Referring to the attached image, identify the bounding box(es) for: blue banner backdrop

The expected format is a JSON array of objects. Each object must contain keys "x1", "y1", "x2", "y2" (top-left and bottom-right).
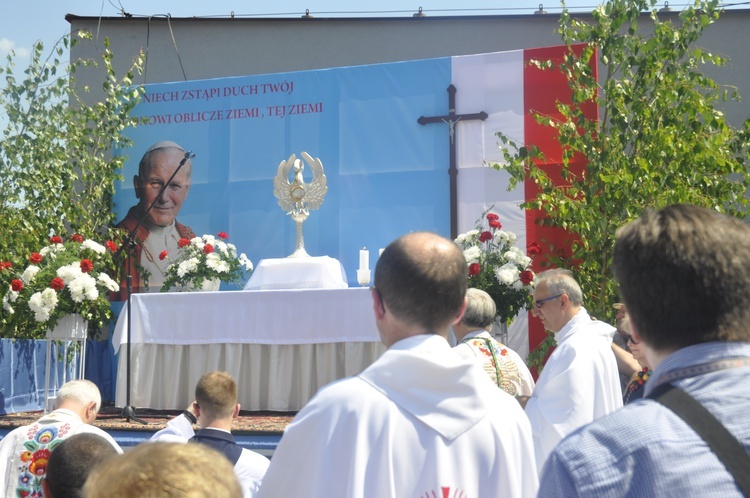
[{"x1": 114, "y1": 57, "x2": 454, "y2": 285}]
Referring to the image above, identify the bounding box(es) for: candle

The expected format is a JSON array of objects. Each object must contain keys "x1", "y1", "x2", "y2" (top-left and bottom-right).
[
  {"x1": 379, "y1": 248, "x2": 385, "y2": 257},
  {"x1": 359, "y1": 248, "x2": 369, "y2": 271}
]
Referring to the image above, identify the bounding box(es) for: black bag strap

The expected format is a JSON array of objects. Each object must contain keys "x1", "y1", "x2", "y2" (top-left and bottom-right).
[{"x1": 648, "y1": 383, "x2": 750, "y2": 496}]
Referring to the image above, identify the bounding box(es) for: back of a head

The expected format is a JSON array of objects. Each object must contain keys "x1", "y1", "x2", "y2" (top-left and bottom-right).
[
  {"x1": 195, "y1": 371, "x2": 238, "y2": 421},
  {"x1": 613, "y1": 204, "x2": 750, "y2": 351},
  {"x1": 374, "y1": 231, "x2": 467, "y2": 331},
  {"x1": 461, "y1": 288, "x2": 497, "y2": 330},
  {"x1": 82, "y1": 442, "x2": 242, "y2": 498},
  {"x1": 534, "y1": 268, "x2": 583, "y2": 306},
  {"x1": 56, "y1": 380, "x2": 101, "y2": 413},
  {"x1": 46, "y1": 433, "x2": 117, "y2": 498}
]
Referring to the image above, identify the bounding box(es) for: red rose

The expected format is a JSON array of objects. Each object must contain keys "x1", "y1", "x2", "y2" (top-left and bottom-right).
[
  {"x1": 29, "y1": 253, "x2": 43, "y2": 264},
  {"x1": 520, "y1": 270, "x2": 534, "y2": 285},
  {"x1": 80, "y1": 259, "x2": 94, "y2": 273},
  {"x1": 486, "y1": 213, "x2": 499, "y2": 222},
  {"x1": 527, "y1": 241, "x2": 542, "y2": 256},
  {"x1": 70, "y1": 234, "x2": 83, "y2": 243},
  {"x1": 203, "y1": 244, "x2": 214, "y2": 254},
  {"x1": 489, "y1": 219, "x2": 502, "y2": 229},
  {"x1": 178, "y1": 238, "x2": 191, "y2": 248},
  {"x1": 468, "y1": 263, "x2": 481, "y2": 276},
  {"x1": 49, "y1": 235, "x2": 63, "y2": 244},
  {"x1": 11, "y1": 279, "x2": 24, "y2": 292},
  {"x1": 217, "y1": 231, "x2": 229, "y2": 240},
  {"x1": 478, "y1": 231, "x2": 493, "y2": 243},
  {"x1": 159, "y1": 250, "x2": 168, "y2": 260},
  {"x1": 105, "y1": 240, "x2": 117, "y2": 252},
  {"x1": 1, "y1": 261, "x2": 11, "y2": 270},
  {"x1": 50, "y1": 277, "x2": 65, "y2": 291}
]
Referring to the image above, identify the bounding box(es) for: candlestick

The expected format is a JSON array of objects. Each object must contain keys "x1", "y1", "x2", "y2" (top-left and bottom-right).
[
  {"x1": 357, "y1": 269, "x2": 371, "y2": 287},
  {"x1": 359, "y1": 248, "x2": 369, "y2": 271}
]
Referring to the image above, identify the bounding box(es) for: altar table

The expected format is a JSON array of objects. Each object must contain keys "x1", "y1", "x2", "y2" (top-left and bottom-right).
[{"x1": 113, "y1": 288, "x2": 385, "y2": 411}]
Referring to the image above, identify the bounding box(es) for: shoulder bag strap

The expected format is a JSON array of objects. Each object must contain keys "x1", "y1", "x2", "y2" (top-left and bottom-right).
[{"x1": 648, "y1": 383, "x2": 750, "y2": 496}]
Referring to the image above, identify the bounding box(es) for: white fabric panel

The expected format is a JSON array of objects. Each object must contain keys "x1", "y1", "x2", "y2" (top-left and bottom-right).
[
  {"x1": 452, "y1": 50, "x2": 530, "y2": 359},
  {"x1": 116, "y1": 342, "x2": 386, "y2": 411},
  {"x1": 112, "y1": 287, "x2": 380, "y2": 351}
]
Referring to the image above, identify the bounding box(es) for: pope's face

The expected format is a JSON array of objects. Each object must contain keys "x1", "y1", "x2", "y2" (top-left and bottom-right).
[{"x1": 134, "y1": 148, "x2": 191, "y2": 227}]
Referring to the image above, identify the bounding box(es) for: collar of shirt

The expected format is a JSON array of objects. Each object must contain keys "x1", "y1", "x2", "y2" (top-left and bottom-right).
[
  {"x1": 553, "y1": 307, "x2": 590, "y2": 345},
  {"x1": 645, "y1": 341, "x2": 750, "y2": 396}
]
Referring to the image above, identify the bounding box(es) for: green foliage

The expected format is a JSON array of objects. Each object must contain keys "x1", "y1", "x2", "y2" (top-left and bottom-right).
[
  {"x1": 0, "y1": 32, "x2": 144, "y2": 338},
  {"x1": 492, "y1": 0, "x2": 750, "y2": 367}
]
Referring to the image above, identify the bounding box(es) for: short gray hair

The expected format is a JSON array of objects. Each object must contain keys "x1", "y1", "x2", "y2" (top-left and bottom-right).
[
  {"x1": 534, "y1": 269, "x2": 583, "y2": 306},
  {"x1": 461, "y1": 288, "x2": 497, "y2": 329},
  {"x1": 56, "y1": 380, "x2": 102, "y2": 413}
]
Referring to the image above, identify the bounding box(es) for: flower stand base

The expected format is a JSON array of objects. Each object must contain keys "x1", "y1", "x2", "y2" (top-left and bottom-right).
[{"x1": 44, "y1": 314, "x2": 88, "y2": 413}]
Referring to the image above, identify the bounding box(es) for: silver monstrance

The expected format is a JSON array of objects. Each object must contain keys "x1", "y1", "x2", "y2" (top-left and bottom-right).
[{"x1": 272, "y1": 152, "x2": 328, "y2": 258}]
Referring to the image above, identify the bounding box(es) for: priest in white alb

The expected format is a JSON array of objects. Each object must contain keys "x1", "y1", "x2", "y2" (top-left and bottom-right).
[
  {"x1": 256, "y1": 232, "x2": 538, "y2": 498},
  {"x1": 518, "y1": 269, "x2": 622, "y2": 472}
]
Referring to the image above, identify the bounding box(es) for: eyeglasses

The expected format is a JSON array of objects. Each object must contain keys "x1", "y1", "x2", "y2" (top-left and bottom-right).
[
  {"x1": 619, "y1": 332, "x2": 639, "y2": 345},
  {"x1": 534, "y1": 294, "x2": 562, "y2": 308}
]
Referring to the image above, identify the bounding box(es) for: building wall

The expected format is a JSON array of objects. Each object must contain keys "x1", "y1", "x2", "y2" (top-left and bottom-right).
[{"x1": 67, "y1": 11, "x2": 750, "y2": 127}]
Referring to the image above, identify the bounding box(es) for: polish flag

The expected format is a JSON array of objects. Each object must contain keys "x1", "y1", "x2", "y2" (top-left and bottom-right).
[{"x1": 453, "y1": 44, "x2": 597, "y2": 362}]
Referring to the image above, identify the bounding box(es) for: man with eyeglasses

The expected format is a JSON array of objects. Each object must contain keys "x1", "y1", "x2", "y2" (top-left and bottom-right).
[
  {"x1": 519, "y1": 268, "x2": 622, "y2": 473},
  {"x1": 256, "y1": 232, "x2": 539, "y2": 497},
  {"x1": 114, "y1": 141, "x2": 196, "y2": 298}
]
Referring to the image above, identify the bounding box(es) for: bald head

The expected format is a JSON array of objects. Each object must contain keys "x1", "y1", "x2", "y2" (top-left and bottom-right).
[{"x1": 374, "y1": 232, "x2": 467, "y2": 334}]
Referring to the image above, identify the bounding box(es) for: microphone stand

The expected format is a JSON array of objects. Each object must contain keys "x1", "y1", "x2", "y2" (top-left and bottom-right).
[{"x1": 112, "y1": 150, "x2": 195, "y2": 424}]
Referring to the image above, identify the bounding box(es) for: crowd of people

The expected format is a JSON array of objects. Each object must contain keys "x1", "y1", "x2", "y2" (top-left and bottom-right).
[{"x1": 1, "y1": 204, "x2": 749, "y2": 497}]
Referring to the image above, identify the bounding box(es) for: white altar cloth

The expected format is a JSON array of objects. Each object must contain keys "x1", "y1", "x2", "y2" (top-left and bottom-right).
[
  {"x1": 243, "y1": 256, "x2": 348, "y2": 290},
  {"x1": 113, "y1": 288, "x2": 386, "y2": 411}
]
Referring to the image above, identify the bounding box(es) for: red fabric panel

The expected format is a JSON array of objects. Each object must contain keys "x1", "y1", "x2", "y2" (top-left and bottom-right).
[{"x1": 523, "y1": 44, "x2": 598, "y2": 375}]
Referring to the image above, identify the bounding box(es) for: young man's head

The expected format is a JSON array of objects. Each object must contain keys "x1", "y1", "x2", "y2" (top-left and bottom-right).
[
  {"x1": 42, "y1": 433, "x2": 118, "y2": 498},
  {"x1": 614, "y1": 204, "x2": 750, "y2": 353},
  {"x1": 83, "y1": 442, "x2": 242, "y2": 498},
  {"x1": 194, "y1": 371, "x2": 240, "y2": 425}
]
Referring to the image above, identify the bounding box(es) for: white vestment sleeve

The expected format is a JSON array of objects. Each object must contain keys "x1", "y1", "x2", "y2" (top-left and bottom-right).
[{"x1": 150, "y1": 413, "x2": 195, "y2": 442}]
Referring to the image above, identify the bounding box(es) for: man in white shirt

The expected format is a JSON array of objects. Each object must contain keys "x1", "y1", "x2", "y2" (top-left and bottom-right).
[
  {"x1": 151, "y1": 371, "x2": 269, "y2": 498},
  {"x1": 256, "y1": 231, "x2": 538, "y2": 498},
  {"x1": 0, "y1": 380, "x2": 122, "y2": 498},
  {"x1": 519, "y1": 268, "x2": 622, "y2": 471},
  {"x1": 453, "y1": 287, "x2": 535, "y2": 396}
]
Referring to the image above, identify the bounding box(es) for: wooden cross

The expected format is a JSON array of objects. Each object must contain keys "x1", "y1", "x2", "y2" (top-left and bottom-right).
[{"x1": 418, "y1": 84, "x2": 488, "y2": 238}]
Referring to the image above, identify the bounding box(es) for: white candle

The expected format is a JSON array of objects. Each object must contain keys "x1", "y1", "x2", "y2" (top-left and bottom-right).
[
  {"x1": 379, "y1": 248, "x2": 385, "y2": 257},
  {"x1": 359, "y1": 248, "x2": 369, "y2": 271}
]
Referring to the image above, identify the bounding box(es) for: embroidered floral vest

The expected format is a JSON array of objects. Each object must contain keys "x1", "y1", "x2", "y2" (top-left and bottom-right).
[{"x1": 7, "y1": 415, "x2": 83, "y2": 498}]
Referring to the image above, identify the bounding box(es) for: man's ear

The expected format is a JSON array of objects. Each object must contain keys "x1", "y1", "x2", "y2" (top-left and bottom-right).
[
  {"x1": 452, "y1": 297, "x2": 468, "y2": 326},
  {"x1": 371, "y1": 288, "x2": 385, "y2": 320},
  {"x1": 232, "y1": 403, "x2": 241, "y2": 419},
  {"x1": 133, "y1": 175, "x2": 142, "y2": 199}
]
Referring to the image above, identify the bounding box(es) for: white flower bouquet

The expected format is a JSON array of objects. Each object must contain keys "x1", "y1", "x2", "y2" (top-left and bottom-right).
[{"x1": 159, "y1": 232, "x2": 253, "y2": 292}]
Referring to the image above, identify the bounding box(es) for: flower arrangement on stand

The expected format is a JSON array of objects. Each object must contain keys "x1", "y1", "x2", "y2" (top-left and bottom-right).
[
  {"x1": 1, "y1": 234, "x2": 120, "y2": 339},
  {"x1": 454, "y1": 210, "x2": 541, "y2": 325},
  {"x1": 159, "y1": 232, "x2": 254, "y2": 292}
]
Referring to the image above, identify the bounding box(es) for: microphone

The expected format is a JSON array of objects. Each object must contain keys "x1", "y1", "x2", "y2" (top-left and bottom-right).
[{"x1": 184, "y1": 151, "x2": 196, "y2": 160}]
